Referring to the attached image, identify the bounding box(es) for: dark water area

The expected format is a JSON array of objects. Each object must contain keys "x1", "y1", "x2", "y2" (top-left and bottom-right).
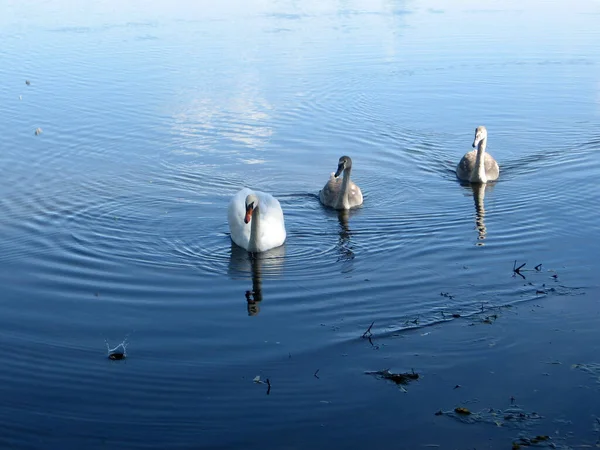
[{"x1": 1, "y1": 0, "x2": 600, "y2": 448}]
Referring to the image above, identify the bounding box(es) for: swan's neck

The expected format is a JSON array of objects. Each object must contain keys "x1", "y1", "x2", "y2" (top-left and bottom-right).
[
  {"x1": 248, "y1": 206, "x2": 261, "y2": 252},
  {"x1": 335, "y1": 168, "x2": 351, "y2": 209},
  {"x1": 471, "y1": 138, "x2": 488, "y2": 183}
]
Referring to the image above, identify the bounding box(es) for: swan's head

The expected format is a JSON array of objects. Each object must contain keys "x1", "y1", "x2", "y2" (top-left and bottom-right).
[
  {"x1": 244, "y1": 194, "x2": 259, "y2": 224},
  {"x1": 472, "y1": 126, "x2": 488, "y2": 149},
  {"x1": 334, "y1": 155, "x2": 353, "y2": 178}
]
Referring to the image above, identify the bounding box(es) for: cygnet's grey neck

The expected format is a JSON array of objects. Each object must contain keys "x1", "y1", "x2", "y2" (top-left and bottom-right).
[
  {"x1": 335, "y1": 168, "x2": 352, "y2": 209},
  {"x1": 472, "y1": 138, "x2": 488, "y2": 183}
]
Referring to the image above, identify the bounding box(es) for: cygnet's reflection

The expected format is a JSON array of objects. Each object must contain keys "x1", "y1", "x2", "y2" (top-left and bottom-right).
[
  {"x1": 336, "y1": 209, "x2": 355, "y2": 263},
  {"x1": 228, "y1": 243, "x2": 285, "y2": 316},
  {"x1": 463, "y1": 183, "x2": 495, "y2": 245}
]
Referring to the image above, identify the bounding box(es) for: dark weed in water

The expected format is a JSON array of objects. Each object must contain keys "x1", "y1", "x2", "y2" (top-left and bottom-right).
[
  {"x1": 365, "y1": 369, "x2": 420, "y2": 392},
  {"x1": 436, "y1": 404, "x2": 543, "y2": 429},
  {"x1": 511, "y1": 435, "x2": 551, "y2": 449}
]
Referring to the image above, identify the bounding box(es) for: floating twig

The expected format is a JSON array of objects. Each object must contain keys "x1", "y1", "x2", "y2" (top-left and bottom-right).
[
  {"x1": 362, "y1": 321, "x2": 374, "y2": 338},
  {"x1": 513, "y1": 260, "x2": 526, "y2": 279},
  {"x1": 314, "y1": 369, "x2": 320, "y2": 379},
  {"x1": 266, "y1": 378, "x2": 271, "y2": 395},
  {"x1": 535, "y1": 264, "x2": 542, "y2": 271}
]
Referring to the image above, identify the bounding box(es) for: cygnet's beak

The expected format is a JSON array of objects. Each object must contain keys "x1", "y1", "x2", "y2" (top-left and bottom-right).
[
  {"x1": 472, "y1": 136, "x2": 480, "y2": 149},
  {"x1": 334, "y1": 162, "x2": 345, "y2": 178},
  {"x1": 244, "y1": 203, "x2": 254, "y2": 224}
]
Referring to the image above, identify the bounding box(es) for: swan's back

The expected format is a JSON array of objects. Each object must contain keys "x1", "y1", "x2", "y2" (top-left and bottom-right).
[
  {"x1": 228, "y1": 188, "x2": 286, "y2": 252},
  {"x1": 456, "y1": 151, "x2": 500, "y2": 182},
  {"x1": 319, "y1": 173, "x2": 363, "y2": 209}
]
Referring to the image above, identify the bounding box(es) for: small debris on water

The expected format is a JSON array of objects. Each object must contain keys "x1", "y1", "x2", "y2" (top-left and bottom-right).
[
  {"x1": 436, "y1": 405, "x2": 543, "y2": 428},
  {"x1": 512, "y1": 435, "x2": 550, "y2": 449},
  {"x1": 34, "y1": 128, "x2": 43, "y2": 135},
  {"x1": 105, "y1": 338, "x2": 128, "y2": 361},
  {"x1": 573, "y1": 363, "x2": 600, "y2": 383},
  {"x1": 480, "y1": 314, "x2": 498, "y2": 325},
  {"x1": 253, "y1": 376, "x2": 271, "y2": 394},
  {"x1": 365, "y1": 369, "x2": 419, "y2": 386},
  {"x1": 361, "y1": 321, "x2": 374, "y2": 338},
  {"x1": 25, "y1": 80, "x2": 31, "y2": 85}
]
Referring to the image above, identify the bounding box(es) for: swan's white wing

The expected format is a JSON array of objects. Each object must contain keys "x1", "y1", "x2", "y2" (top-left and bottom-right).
[
  {"x1": 255, "y1": 190, "x2": 286, "y2": 252},
  {"x1": 228, "y1": 188, "x2": 253, "y2": 250}
]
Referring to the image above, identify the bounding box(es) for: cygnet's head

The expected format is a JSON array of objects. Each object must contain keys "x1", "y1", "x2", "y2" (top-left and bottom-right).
[
  {"x1": 334, "y1": 155, "x2": 353, "y2": 178},
  {"x1": 472, "y1": 126, "x2": 488, "y2": 149},
  {"x1": 244, "y1": 194, "x2": 259, "y2": 224}
]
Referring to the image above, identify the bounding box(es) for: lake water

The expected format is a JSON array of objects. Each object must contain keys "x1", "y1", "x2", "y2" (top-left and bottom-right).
[{"x1": 2, "y1": 0, "x2": 600, "y2": 448}]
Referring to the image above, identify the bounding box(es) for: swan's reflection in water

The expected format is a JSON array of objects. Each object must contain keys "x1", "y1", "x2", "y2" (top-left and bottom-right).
[
  {"x1": 228, "y1": 244, "x2": 285, "y2": 316},
  {"x1": 336, "y1": 209, "x2": 355, "y2": 264},
  {"x1": 462, "y1": 183, "x2": 495, "y2": 245}
]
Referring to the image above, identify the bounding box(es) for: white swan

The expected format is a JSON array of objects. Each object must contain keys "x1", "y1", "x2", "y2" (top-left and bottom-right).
[
  {"x1": 456, "y1": 126, "x2": 500, "y2": 183},
  {"x1": 319, "y1": 155, "x2": 363, "y2": 210},
  {"x1": 228, "y1": 188, "x2": 286, "y2": 252}
]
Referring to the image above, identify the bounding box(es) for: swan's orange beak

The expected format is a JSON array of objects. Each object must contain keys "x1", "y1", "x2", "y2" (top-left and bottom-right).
[{"x1": 244, "y1": 204, "x2": 254, "y2": 224}]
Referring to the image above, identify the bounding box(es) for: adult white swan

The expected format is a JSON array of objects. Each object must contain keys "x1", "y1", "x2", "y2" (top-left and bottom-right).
[
  {"x1": 319, "y1": 155, "x2": 363, "y2": 210},
  {"x1": 456, "y1": 126, "x2": 500, "y2": 183},
  {"x1": 228, "y1": 188, "x2": 286, "y2": 252}
]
